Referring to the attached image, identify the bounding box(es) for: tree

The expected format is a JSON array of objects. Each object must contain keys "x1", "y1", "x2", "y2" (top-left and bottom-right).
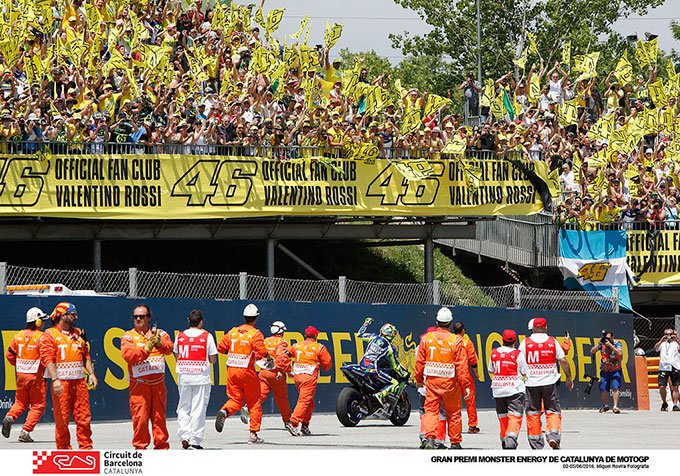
[{"x1": 390, "y1": 0, "x2": 665, "y2": 82}]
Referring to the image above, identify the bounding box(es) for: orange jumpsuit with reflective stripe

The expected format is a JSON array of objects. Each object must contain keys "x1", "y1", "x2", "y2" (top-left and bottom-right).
[
  {"x1": 289, "y1": 338, "x2": 332, "y2": 427},
  {"x1": 40, "y1": 326, "x2": 92, "y2": 450},
  {"x1": 461, "y1": 333, "x2": 479, "y2": 427},
  {"x1": 415, "y1": 329, "x2": 471, "y2": 445},
  {"x1": 120, "y1": 328, "x2": 174, "y2": 450},
  {"x1": 217, "y1": 324, "x2": 268, "y2": 432},
  {"x1": 259, "y1": 335, "x2": 292, "y2": 423},
  {"x1": 5, "y1": 329, "x2": 46, "y2": 432}
]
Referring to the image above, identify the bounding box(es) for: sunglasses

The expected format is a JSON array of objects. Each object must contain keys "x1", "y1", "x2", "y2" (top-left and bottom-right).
[{"x1": 133, "y1": 314, "x2": 149, "y2": 319}]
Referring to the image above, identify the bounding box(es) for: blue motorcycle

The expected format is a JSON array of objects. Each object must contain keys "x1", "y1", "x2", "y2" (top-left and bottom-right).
[{"x1": 335, "y1": 364, "x2": 411, "y2": 427}]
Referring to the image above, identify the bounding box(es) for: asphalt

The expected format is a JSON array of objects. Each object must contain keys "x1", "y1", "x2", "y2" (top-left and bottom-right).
[{"x1": 1, "y1": 391, "x2": 678, "y2": 450}]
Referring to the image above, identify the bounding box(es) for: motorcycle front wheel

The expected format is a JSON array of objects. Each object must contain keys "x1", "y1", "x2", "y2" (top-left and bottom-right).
[
  {"x1": 389, "y1": 392, "x2": 411, "y2": 426},
  {"x1": 336, "y1": 387, "x2": 365, "y2": 427}
]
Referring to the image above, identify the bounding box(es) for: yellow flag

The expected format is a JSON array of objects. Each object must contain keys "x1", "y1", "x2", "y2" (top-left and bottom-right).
[
  {"x1": 528, "y1": 74, "x2": 540, "y2": 104},
  {"x1": 586, "y1": 149, "x2": 608, "y2": 167},
  {"x1": 324, "y1": 22, "x2": 343, "y2": 51},
  {"x1": 644, "y1": 38, "x2": 658, "y2": 66},
  {"x1": 424, "y1": 94, "x2": 452, "y2": 118},
  {"x1": 513, "y1": 47, "x2": 528, "y2": 70},
  {"x1": 265, "y1": 8, "x2": 285, "y2": 35},
  {"x1": 527, "y1": 32, "x2": 538, "y2": 56},
  {"x1": 481, "y1": 79, "x2": 494, "y2": 107},
  {"x1": 394, "y1": 78, "x2": 408, "y2": 101},
  {"x1": 400, "y1": 108, "x2": 422, "y2": 136},
  {"x1": 547, "y1": 167, "x2": 560, "y2": 199},
  {"x1": 660, "y1": 106, "x2": 674, "y2": 133},
  {"x1": 648, "y1": 79, "x2": 668, "y2": 107},
  {"x1": 290, "y1": 16, "x2": 309, "y2": 41},
  {"x1": 442, "y1": 136, "x2": 467, "y2": 155},
  {"x1": 573, "y1": 52, "x2": 599, "y2": 82},
  {"x1": 254, "y1": 7, "x2": 265, "y2": 27},
  {"x1": 562, "y1": 41, "x2": 571, "y2": 67},
  {"x1": 636, "y1": 39, "x2": 652, "y2": 68},
  {"x1": 587, "y1": 112, "x2": 614, "y2": 141},
  {"x1": 558, "y1": 98, "x2": 579, "y2": 126},
  {"x1": 490, "y1": 93, "x2": 505, "y2": 118},
  {"x1": 613, "y1": 50, "x2": 633, "y2": 85},
  {"x1": 391, "y1": 159, "x2": 434, "y2": 181},
  {"x1": 643, "y1": 108, "x2": 659, "y2": 135}
]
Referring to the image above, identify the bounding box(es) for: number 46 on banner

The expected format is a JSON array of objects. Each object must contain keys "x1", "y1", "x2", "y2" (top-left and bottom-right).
[
  {"x1": 577, "y1": 262, "x2": 612, "y2": 282},
  {"x1": 366, "y1": 162, "x2": 445, "y2": 206}
]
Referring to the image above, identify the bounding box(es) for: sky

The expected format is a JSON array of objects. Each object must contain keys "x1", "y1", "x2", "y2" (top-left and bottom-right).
[{"x1": 262, "y1": 0, "x2": 680, "y2": 62}]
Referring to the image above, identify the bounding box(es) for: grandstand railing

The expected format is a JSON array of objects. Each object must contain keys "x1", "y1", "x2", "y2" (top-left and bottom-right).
[
  {"x1": 0, "y1": 140, "x2": 525, "y2": 161},
  {"x1": 439, "y1": 214, "x2": 560, "y2": 269},
  {"x1": 0, "y1": 263, "x2": 618, "y2": 313},
  {"x1": 561, "y1": 220, "x2": 679, "y2": 231}
]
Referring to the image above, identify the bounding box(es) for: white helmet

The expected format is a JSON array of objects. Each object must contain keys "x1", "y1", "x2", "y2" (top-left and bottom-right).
[
  {"x1": 527, "y1": 318, "x2": 535, "y2": 331},
  {"x1": 243, "y1": 303, "x2": 260, "y2": 318},
  {"x1": 270, "y1": 321, "x2": 286, "y2": 334},
  {"x1": 436, "y1": 307, "x2": 453, "y2": 323},
  {"x1": 26, "y1": 307, "x2": 47, "y2": 323}
]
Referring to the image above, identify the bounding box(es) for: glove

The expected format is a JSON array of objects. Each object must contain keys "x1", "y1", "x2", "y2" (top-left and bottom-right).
[
  {"x1": 152, "y1": 334, "x2": 162, "y2": 348},
  {"x1": 363, "y1": 317, "x2": 374, "y2": 326},
  {"x1": 144, "y1": 340, "x2": 154, "y2": 353}
]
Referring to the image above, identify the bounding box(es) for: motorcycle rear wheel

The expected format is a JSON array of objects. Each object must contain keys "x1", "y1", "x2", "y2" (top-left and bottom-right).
[{"x1": 336, "y1": 387, "x2": 364, "y2": 427}]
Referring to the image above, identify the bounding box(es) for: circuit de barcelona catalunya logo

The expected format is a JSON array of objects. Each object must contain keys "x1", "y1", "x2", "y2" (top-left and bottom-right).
[{"x1": 33, "y1": 451, "x2": 100, "y2": 474}]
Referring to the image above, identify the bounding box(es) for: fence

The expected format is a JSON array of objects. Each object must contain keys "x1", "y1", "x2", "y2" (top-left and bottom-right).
[
  {"x1": 439, "y1": 213, "x2": 560, "y2": 269},
  {"x1": 0, "y1": 263, "x2": 618, "y2": 313},
  {"x1": 634, "y1": 315, "x2": 680, "y2": 355},
  {"x1": 1, "y1": 140, "x2": 529, "y2": 161}
]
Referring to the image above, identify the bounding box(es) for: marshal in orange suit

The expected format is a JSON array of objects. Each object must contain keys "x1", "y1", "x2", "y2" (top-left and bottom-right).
[
  {"x1": 415, "y1": 307, "x2": 472, "y2": 450},
  {"x1": 258, "y1": 321, "x2": 292, "y2": 425},
  {"x1": 120, "y1": 304, "x2": 174, "y2": 450},
  {"x1": 2, "y1": 307, "x2": 48, "y2": 443},
  {"x1": 215, "y1": 304, "x2": 271, "y2": 444},
  {"x1": 284, "y1": 326, "x2": 332, "y2": 437}
]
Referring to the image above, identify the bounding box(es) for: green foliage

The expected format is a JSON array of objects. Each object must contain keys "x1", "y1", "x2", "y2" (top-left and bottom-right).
[{"x1": 390, "y1": 0, "x2": 664, "y2": 83}]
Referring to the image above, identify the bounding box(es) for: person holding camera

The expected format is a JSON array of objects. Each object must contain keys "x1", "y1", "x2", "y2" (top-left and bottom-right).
[
  {"x1": 653, "y1": 329, "x2": 680, "y2": 411},
  {"x1": 590, "y1": 330, "x2": 623, "y2": 413}
]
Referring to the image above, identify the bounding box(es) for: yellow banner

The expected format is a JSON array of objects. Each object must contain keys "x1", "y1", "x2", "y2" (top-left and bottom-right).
[
  {"x1": 627, "y1": 230, "x2": 680, "y2": 285},
  {"x1": 0, "y1": 155, "x2": 546, "y2": 218}
]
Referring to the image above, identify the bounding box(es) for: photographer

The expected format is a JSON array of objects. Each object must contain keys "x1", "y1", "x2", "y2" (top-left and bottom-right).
[
  {"x1": 590, "y1": 330, "x2": 623, "y2": 413},
  {"x1": 653, "y1": 329, "x2": 680, "y2": 411}
]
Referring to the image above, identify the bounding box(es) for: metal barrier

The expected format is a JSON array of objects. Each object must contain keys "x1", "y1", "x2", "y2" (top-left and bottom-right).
[
  {"x1": 0, "y1": 140, "x2": 530, "y2": 161},
  {"x1": 439, "y1": 213, "x2": 560, "y2": 269},
  {"x1": 634, "y1": 315, "x2": 680, "y2": 356},
  {"x1": 0, "y1": 263, "x2": 618, "y2": 313},
  {"x1": 561, "y1": 220, "x2": 680, "y2": 231}
]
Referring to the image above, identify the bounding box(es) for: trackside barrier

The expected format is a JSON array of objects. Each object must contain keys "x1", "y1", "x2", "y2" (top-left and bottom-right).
[
  {"x1": 635, "y1": 356, "x2": 650, "y2": 410},
  {"x1": 0, "y1": 296, "x2": 636, "y2": 422}
]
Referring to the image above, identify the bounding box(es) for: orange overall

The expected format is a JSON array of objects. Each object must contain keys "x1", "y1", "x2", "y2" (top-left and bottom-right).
[
  {"x1": 258, "y1": 335, "x2": 292, "y2": 423},
  {"x1": 40, "y1": 326, "x2": 92, "y2": 450},
  {"x1": 5, "y1": 329, "x2": 46, "y2": 432},
  {"x1": 461, "y1": 333, "x2": 479, "y2": 428},
  {"x1": 120, "y1": 328, "x2": 174, "y2": 450},
  {"x1": 289, "y1": 338, "x2": 332, "y2": 427},
  {"x1": 217, "y1": 324, "x2": 268, "y2": 432},
  {"x1": 415, "y1": 329, "x2": 471, "y2": 445}
]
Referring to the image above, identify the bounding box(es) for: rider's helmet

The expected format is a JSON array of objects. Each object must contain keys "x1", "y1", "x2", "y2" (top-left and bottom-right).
[{"x1": 379, "y1": 323, "x2": 397, "y2": 341}]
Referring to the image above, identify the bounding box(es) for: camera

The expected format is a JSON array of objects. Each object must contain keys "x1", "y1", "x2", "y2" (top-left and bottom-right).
[{"x1": 600, "y1": 330, "x2": 611, "y2": 345}]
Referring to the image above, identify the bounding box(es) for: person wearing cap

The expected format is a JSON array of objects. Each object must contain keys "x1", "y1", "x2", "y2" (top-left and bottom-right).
[
  {"x1": 488, "y1": 329, "x2": 528, "y2": 449},
  {"x1": 2, "y1": 307, "x2": 48, "y2": 443},
  {"x1": 285, "y1": 326, "x2": 333, "y2": 436},
  {"x1": 415, "y1": 307, "x2": 472, "y2": 449},
  {"x1": 215, "y1": 303, "x2": 270, "y2": 444},
  {"x1": 452, "y1": 322, "x2": 480, "y2": 434},
  {"x1": 257, "y1": 320, "x2": 292, "y2": 427},
  {"x1": 40, "y1": 302, "x2": 97, "y2": 449},
  {"x1": 174, "y1": 309, "x2": 217, "y2": 450},
  {"x1": 120, "y1": 304, "x2": 174, "y2": 449},
  {"x1": 518, "y1": 317, "x2": 573, "y2": 450},
  {"x1": 416, "y1": 326, "x2": 448, "y2": 449}
]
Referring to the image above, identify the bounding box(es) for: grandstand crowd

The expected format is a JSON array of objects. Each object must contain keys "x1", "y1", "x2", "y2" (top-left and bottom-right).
[{"x1": 0, "y1": 1, "x2": 679, "y2": 226}]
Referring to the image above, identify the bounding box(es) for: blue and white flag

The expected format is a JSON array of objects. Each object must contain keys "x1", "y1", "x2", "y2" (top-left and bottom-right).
[{"x1": 558, "y1": 229, "x2": 633, "y2": 311}]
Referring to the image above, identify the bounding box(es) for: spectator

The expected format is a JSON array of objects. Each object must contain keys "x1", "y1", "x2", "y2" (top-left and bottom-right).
[
  {"x1": 590, "y1": 331, "x2": 623, "y2": 414},
  {"x1": 653, "y1": 329, "x2": 680, "y2": 412}
]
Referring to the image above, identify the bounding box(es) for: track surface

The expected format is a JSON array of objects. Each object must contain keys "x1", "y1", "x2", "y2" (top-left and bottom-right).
[{"x1": 1, "y1": 392, "x2": 677, "y2": 450}]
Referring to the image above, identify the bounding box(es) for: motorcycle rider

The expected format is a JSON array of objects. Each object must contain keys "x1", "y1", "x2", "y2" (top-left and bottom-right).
[{"x1": 355, "y1": 317, "x2": 410, "y2": 405}]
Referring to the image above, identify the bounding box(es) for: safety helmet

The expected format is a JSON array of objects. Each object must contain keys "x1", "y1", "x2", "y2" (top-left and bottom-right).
[
  {"x1": 436, "y1": 307, "x2": 453, "y2": 323},
  {"x1": 50, "y1": 302, "x2": 77, "y2": 323},
  {"x1": 527, "y1": 318, "x2": 535, "y2": 331},
  {"x1": 26, "y1": 307, "x2": 46, "y2": 326},
  {"x1": 270, "y1": 320, "x2": 286, "y2": 335},
  {"x1": 380, "y1": 323, "x2": 397, "y2": 341},
  {"x1": 304, "y1": 326, "x2": 320, "y2": 338},
  {"x1": 243, "y1": 303, "x2": 260, "y2": 318}
]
